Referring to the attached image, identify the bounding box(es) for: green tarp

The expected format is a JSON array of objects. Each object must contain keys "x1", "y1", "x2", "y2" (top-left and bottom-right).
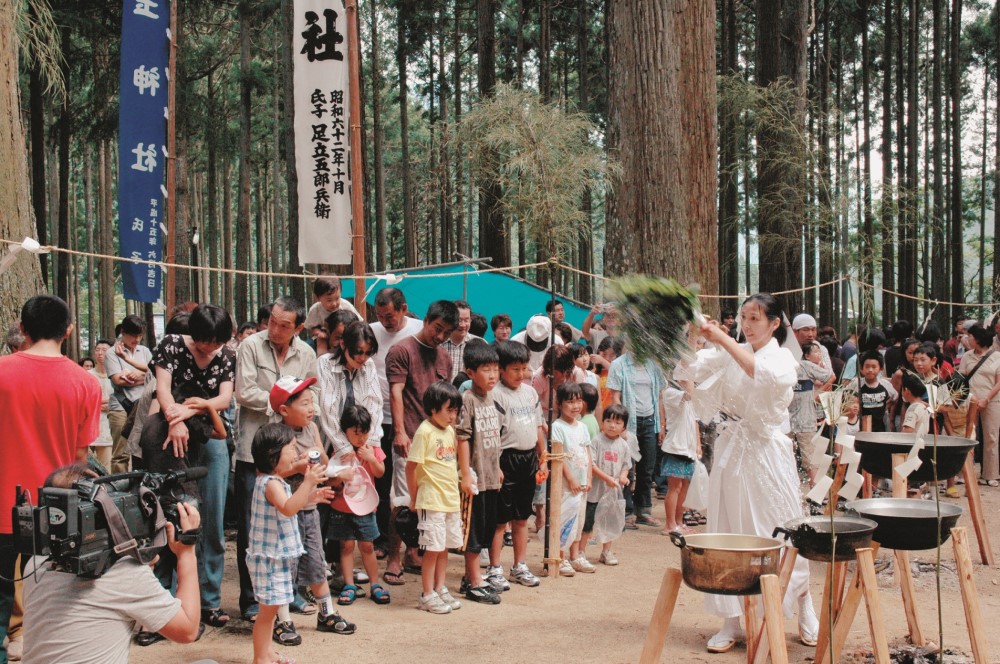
[{"x1": 340, "y1": 264, "x2": 592, "y2": 342}]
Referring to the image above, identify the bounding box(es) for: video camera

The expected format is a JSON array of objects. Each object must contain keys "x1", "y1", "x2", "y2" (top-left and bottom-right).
[{"x1": 13, "y1": 467, "x2": 205, "y2": 578}]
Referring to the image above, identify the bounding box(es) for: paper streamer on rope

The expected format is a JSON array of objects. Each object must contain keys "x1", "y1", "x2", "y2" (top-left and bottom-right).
[
  {"x1": 805, "y1": 425, "x2": 834, "y2": 504},
  {"x1": 838, "y1": 446, "x2": 863, "y2": 499},
  {"x1": 894, "y1": 430, "x2": 925, "y2": 478},
  {"x1": 0, "y1": 237, "x2": 45, "y2": 276}
]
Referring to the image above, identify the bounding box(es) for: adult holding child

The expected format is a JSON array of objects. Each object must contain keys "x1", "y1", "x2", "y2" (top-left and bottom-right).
[
  {"x1": 105, "y1": 314, "x2": 153, "y2": 472},
  {"x1": 317, "y1": 321, "x2": 383, "y2": 459},
  {"x1": 687, "y1": 293, "x2": 817, "y2": 653},
  {"x1": 144, "y1": 304, "x2": 235, "y2": 631}
]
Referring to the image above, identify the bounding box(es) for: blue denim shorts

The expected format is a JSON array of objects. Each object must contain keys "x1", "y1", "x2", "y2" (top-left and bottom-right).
[{"x1": 326, "y1": 510, "x2": 380, "y2": 543}]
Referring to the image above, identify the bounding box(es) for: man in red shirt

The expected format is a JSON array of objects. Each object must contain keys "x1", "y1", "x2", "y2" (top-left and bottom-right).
[{"x1": 0, "y1": 295, "x2": 101, "y2": 663}]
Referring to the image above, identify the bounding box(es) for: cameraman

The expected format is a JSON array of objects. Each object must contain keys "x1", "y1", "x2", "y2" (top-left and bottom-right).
[{"x1": 20, "y1": 465, "x2": 205, "y2": 663}]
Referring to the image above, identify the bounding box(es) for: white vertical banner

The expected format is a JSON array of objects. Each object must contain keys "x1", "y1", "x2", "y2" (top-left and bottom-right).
[{"x1": 293, "y1": 0, "x2": 352, "y2": 265}]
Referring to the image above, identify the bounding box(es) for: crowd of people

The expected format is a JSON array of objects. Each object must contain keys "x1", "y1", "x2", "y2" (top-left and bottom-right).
[{"x1": 2, "y1": 278, "x2": 999, "y2": 663}]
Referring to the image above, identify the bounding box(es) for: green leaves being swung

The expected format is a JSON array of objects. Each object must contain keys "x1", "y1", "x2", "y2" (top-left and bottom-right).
[{"x1": 610, "y1": 276, "x2": 701, "y2": 373}]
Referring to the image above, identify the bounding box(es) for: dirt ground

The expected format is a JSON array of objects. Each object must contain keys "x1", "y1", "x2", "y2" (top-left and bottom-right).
[{"x1": 131, "y1": 485, "x2": 1000, "y2": 664}]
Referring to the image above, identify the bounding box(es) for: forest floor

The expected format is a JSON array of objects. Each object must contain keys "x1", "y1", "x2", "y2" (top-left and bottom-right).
[{"x1": 131, "y1": 482, "x2": 1000, "y2": 664}]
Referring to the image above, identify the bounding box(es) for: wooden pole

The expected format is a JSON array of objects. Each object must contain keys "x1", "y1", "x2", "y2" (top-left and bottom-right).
[
  {"x1": 952, "y1": 527, "x2": 991, "y2": 663},
  {"x1": 752, "y1": 547, "x2": 798, "y2": 664},
  {"x1": 856, "y1": 547, "x2": 891, "y2": 664},
  {"x1": 638, "y1": 568, "x2": 683, "y2": 664},
  {"x1": 164, "y1": 0, "x2": 177, "y2": 313},
  {"x1": 546, "y1": 439, "x2": 564, "y2": 577},
  {"x1": 890, "y1": 452, "x2": 924, "y2": 645},
  {"x1": 744, "y1": 595, "x2": 760, "y2": 663},
  {"x1": 814, "y1": 561, "x2": 847, "y2": 660},
  {"x1": 345, "y1": 0, "x2": 367, "y2": 319},
  {"x1": 960, "y1": 402, "x2": 994, "y2": 565},
  {"x1": 760, "y1": 575, "x2": 790, "y2": 664}
]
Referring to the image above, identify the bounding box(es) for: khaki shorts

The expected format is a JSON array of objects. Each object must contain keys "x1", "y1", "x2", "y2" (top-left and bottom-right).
[
  {"x1": 417, "y1": 509, "x2": 463, "y2": 552},
  {"x1": 390, "y1": 454, "x2": 411, "y2": 508},
  {"x1": 791, "y1": 430, "x2": 825, "y2": 470}
]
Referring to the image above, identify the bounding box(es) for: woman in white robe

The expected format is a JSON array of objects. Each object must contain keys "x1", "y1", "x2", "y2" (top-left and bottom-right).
[{"x1": 687, "y1": 293, "x2": 818, "y2": 653}]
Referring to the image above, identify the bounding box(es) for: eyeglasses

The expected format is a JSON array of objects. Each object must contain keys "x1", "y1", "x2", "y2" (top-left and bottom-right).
[{"x1": 349, "y1": 348, "x2": 372, "y2": 358}]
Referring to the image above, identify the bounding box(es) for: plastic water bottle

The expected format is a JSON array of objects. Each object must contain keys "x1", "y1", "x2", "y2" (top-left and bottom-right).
[{"x1": 469, "y1": 469, "x2": 480, "y2": 495}]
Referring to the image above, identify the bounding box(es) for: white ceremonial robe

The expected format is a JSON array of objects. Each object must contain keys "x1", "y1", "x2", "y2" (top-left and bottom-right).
[{"x1": 686, "y1": 338, "x2": 810, "y2": 618}]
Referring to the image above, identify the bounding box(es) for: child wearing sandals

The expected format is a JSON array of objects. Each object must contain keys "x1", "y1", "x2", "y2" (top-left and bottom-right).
[
  {"x1": 659, "y1": 376, "x2": 702, "y2": 535},
  {"x1": 330, "y1": 404, "x2": 389, "y2": 606},
  {"x1": 249, "y1": 422, "x2": 355, "y2": 664}
]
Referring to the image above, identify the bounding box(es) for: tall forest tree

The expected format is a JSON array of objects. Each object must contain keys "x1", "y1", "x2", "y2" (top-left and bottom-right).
[
  {"x1": 0, "y1": 0, "x2": 45, "y2": 325},
  {"x1": 755, "y1": 0, "x2": 809, "y2": 314},
  {"x1": 604, "y1": 0, "x2": 719, "y2": 303}
]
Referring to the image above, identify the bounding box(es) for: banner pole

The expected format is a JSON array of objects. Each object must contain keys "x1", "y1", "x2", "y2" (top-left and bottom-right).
[
  {"x1": 345, "y1": 0, "x2": 367, "y2": 318},
  {"x1": 164, "y1": 0, "x2": 178, "y2": 312}
]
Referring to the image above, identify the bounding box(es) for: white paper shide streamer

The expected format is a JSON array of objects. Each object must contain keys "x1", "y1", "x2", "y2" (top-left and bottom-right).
[
  {"x1": 804, "y1": 389, "x2": 865, "y2": 503},
  {"x1": 0, "y1": 237, "x2": 46, "y2": 276}
]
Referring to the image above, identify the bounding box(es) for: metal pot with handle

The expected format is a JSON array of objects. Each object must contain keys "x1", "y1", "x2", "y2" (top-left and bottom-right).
[
  {"x1": 669, "y1": 532, "x2": 783, "y2": 595},
  {"x1": 772, "y1": 515, "x2": 877, "y2": 562},
  {"x1": 844, "y1": 498, "x2": 962, "y2": 550}
]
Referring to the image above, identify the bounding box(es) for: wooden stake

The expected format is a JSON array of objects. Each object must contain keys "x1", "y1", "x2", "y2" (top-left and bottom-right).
[
  {"x1": 893, "y1": 547, "x2": 924, "y2": 645},
  {"x1": 752, "y1": 547, "x2": 798, "y2": 664},
  {"x1": 744, "y1": 595, "x2": 760, "y2": 664},
  {"x1": 857, "y1": 547, "x2": 891, "y2": 664},
  {"x1": 816, "y1": 543, "x2": 879, "y2": 664},
  {"x1": 814, "y1": 562, "x2": 837, "y2": 659},
  {"x1": 546, "y1": 440, "x2": 564, "y2": 578},
  {"x1": 888, "y1": 450, "x2": 924, "y2": 643},
  {"x1": 959, "y1": 404, "x2": 993, "y2": 565},
  {"x1": 639, "y1": 568, "x2": 683, "y2": 664},
  {"x1": 952, "y1": 527, "x2": 991, "y2": 664},
  {"x1": 760, "y1": 575, "x2": 789, "y2": 664}
]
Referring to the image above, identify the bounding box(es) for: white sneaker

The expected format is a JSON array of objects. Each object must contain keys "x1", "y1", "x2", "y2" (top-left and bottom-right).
[
  {"x1": 510, "y1": 562, "x2": 540, "y2": 587},
  {"x1": 485, "y1": 565, "x2": 510, "y2": 592},
  {"x1": 558, "y1": 559, "x2": 576, "y2": 576},
  {"x1": 599, "y1": 550, "x2": 619, "y2": 566},
  {"x1": 436, "y1": 587, "x2": 462, "y2": 611},
  {"x1": 571, "y1": 556, "x2": 596, "y2": 573},
  {"x1": 418, "y1": 591, "x2": 452, "y2": 614}
]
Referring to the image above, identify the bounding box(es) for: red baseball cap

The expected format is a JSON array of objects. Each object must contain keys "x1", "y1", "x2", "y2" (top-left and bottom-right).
[{"x1": 269, "y1": 375, "x2": 317, "y2": 412}]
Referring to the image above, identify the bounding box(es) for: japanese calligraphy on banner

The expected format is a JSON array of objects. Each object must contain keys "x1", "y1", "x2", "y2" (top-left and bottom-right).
[
  {"x1": 117, "y1": 0, "x2": 169, "y2": 302},
  {"x1": 293, "y1": 0, "x2": 352, "y2": 265}
]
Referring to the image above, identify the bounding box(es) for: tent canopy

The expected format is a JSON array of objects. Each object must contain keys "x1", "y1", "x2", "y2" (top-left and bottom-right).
[{"x1": 340, "y1": 264, "x2": 593, "y2": 342}]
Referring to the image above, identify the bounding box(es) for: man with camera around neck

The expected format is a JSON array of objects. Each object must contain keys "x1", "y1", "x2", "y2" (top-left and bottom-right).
[{"x1": 0, "y1": 296, "x2": 102, "y2": 664}]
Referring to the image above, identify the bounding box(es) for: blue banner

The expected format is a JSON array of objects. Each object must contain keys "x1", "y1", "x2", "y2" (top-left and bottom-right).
[{"x1": 117, "y1": 0, "x2": 170, "y2": 302}]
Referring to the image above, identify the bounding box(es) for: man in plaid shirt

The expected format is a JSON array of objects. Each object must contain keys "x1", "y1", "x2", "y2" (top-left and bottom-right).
[{"x1": 441, "y1": 300, "x2": 483, "y2": 380}]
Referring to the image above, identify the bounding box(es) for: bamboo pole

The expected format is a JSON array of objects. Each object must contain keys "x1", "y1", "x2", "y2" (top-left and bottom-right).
[{"x1": 345, "y1": 0, "x2": 367, "y2": 318}]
